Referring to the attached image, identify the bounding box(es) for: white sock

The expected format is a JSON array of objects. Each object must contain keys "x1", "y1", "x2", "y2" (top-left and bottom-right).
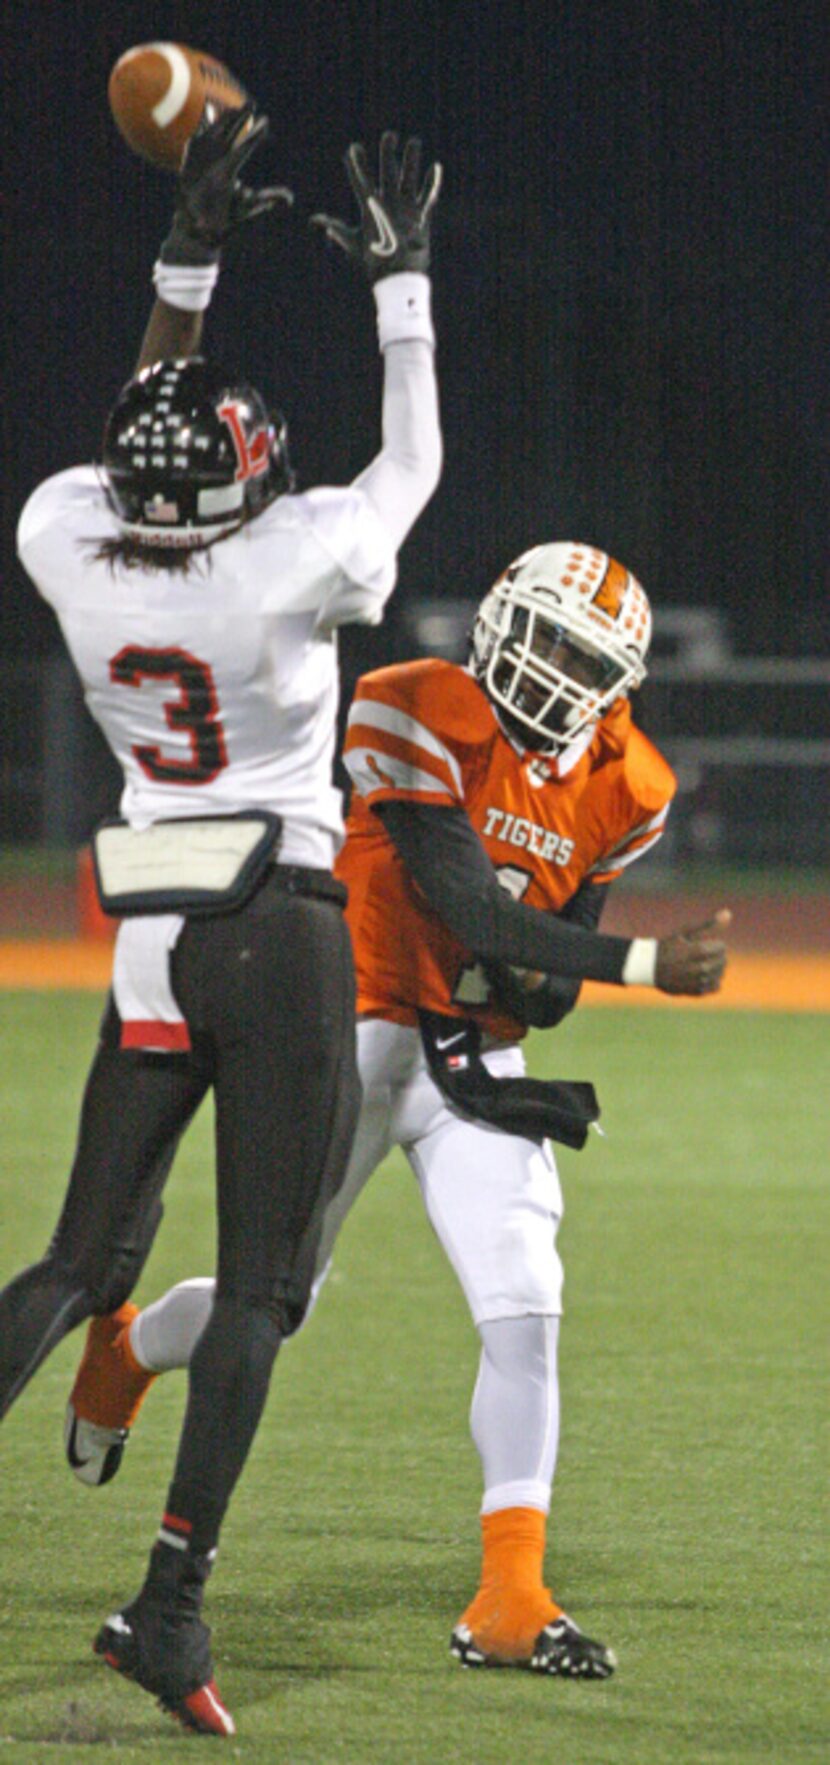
[
  {"x1": 470, "y1": 1315, "x2": 560, "y2": 1515},
  {"x1": 130, "y1": 1277, "x2": 216, "y2": 1372}
]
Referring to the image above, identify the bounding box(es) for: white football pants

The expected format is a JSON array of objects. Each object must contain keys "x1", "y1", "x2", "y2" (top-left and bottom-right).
[{"x1": 133, "y1": 1018, "x2": 565, "y2": 1512}]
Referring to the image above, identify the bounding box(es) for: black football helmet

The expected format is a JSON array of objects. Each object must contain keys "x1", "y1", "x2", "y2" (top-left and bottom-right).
[{"x1": 102, "y1": 358, "x2": 295, "y2": 547}]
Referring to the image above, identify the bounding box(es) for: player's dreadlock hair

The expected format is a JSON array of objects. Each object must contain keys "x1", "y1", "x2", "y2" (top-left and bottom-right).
[{"x1": 90, "y1": 536, "x2": 215, "y2": 576}]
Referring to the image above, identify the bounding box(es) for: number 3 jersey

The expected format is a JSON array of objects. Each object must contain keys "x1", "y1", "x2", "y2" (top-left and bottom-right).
[
  {"x1": 338, "y1": 657, "x2": 676, "y2": 1041},
  {"x1": 17, "y1": 466, "x2": 401, "y2": 868}
]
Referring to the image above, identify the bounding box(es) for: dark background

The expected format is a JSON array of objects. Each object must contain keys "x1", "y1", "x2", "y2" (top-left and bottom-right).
[{"x1": 2, "y1": 0, "x2": 827, "y2": 666}]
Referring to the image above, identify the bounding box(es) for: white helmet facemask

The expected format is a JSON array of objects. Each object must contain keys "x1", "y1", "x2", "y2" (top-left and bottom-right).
[{"x1": 471, "y1": 542, "x2": 652, "y2": 754}]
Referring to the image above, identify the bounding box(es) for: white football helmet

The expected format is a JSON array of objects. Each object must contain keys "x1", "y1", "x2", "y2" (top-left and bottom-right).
[{"x1": 471, "y1": 542, "x2": 652, "y2": 754}]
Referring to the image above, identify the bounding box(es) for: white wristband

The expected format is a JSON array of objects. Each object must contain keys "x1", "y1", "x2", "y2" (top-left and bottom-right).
[
  {"x1": 153, "y1": 259, "x2": 220, "y2": 313},
  {"x1": 622, "y1": 937, "x2": 659, "y2": 987},
  {"x1": 373, "y1": 272, "x2": 435, "y2": 350}
]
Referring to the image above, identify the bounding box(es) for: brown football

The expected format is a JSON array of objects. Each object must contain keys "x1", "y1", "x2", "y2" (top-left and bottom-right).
[{"x1": 108, "y1": 42, "x2": 248, "y2": 170}]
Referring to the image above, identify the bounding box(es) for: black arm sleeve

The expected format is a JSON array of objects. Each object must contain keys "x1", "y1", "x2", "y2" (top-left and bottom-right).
[
  {"x1": 374, "y1": 800, "x2": 632, "y2": 985},
  {"x1": 484, "y1": 879, "x2": 611, "y2": 1027}
]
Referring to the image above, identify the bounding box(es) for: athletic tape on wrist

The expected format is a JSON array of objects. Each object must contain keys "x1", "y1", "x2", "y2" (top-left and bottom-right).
[
  {"x1": 374, "y1": 272, "x2": 435, "y2": 349},
  {"x1": 622, "y1": 937, "x2": 659, "y2": 987},
  {"x1": 153, "y1": 260, "x2": 220, "y2": 313}
]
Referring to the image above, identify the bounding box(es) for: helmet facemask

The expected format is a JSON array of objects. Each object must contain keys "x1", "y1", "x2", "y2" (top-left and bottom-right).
[{"x1": 472, "y1": 544, "x2": 651, "y2": 755}]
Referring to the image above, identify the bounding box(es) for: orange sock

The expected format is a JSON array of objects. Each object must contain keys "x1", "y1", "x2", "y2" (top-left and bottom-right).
[
  {"x1": 459, "y1": 1507, "x2": 562, "y2": 1661},
  {"x1": 70, "y1": 1303, "x2": 157, "y2": 1431}
]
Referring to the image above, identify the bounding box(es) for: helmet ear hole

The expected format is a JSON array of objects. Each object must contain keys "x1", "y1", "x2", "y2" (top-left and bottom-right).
[
  {"x1": 471, "y1": 542, "x2": 651, "y2": 753},
  {"x1": 102, "y1": 358, "x2": 293, "y2": 546}
]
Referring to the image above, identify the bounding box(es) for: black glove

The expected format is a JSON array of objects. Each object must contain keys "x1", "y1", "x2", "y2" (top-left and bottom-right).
[
  {"x1": 311, "y1": 131, "x2": 442, "y2": 281},
  {"x1": 160, "y1": 103, "x2": 294, "y2": 266}
]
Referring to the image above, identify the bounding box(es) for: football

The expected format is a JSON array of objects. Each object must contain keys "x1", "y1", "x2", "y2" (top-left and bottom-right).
[{"x1": 108, "y1": 42, "x2": 248, "y2": 170}]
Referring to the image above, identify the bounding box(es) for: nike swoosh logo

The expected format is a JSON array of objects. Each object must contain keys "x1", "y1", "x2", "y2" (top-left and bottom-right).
[
  {"x1": 435, "y1": 1030, "x2": 467, "y2": 1051},
  {"x1": 367, "y1": 196, "x2": 398, "y2": 257},
  {"x1": 65, "y1": 1416, "x2": 90, "y2": 1469}
]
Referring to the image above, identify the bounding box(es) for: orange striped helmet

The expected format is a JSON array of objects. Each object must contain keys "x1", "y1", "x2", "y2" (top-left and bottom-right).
[{"x1": 471, "y1": 542, "x2": 651, "y2": 754}]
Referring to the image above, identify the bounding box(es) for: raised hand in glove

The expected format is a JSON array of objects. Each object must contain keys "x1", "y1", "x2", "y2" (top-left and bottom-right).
[
  {"x1": 161, "y1": 103, "x2": 293, "y2": 266},
  {"x1": 312, "y1": 131, "x2": 442, "y2": 280}
]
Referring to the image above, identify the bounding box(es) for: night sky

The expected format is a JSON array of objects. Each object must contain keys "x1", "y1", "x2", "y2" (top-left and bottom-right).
[{"x1": 3, "y1": 0, "x2": 826, "y2": 663}]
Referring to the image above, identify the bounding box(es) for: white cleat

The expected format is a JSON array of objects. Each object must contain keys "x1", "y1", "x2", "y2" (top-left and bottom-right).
[{"x1": 64, "y1": 1403, "x2": 128, "y2": 1487}]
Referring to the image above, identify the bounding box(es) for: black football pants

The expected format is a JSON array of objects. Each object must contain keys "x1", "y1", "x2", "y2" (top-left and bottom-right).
[{"x1": 0, "y1": 870, "x2": 359, "y2": 1546}]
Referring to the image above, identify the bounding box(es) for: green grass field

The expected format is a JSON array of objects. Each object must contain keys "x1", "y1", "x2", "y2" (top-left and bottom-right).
[{"x1": 0, "y1": 993, "x2": 827, "y2": 1763}]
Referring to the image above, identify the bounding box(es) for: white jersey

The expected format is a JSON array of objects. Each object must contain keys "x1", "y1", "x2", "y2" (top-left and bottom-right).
[{"x1": 17, "y1": 466, "x2": 400, "y2": 867}]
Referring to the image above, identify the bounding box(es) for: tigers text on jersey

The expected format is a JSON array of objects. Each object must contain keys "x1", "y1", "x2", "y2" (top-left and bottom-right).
[
  {"x1": 17, "y1": 466, "x2": 400, "y2": 867},
  {"x1": 338, "y1": 658, "x2": 676, "y2": 1039}
]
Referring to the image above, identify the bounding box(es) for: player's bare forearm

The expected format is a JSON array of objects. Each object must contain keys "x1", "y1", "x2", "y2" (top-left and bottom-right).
[{"x1": 135, "y1": 300, "x2": 204, "y2": 374}]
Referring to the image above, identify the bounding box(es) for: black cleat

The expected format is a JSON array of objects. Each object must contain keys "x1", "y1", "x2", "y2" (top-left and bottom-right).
[
  {"x1": 94, "y1": 1598, "x2": 235, "y2": 1736},
  {"x1": 451, "y1": 1613, "x2": 616, "y2": 1679},
  {"x1": 530, "y1": 1615, "x2": 616, "y2": 1678}
]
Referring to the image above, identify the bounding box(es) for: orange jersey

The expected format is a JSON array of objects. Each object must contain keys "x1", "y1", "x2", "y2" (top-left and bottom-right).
[{"x1": 336, "y1": 658, "x2": 676, "y2": 1039}]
